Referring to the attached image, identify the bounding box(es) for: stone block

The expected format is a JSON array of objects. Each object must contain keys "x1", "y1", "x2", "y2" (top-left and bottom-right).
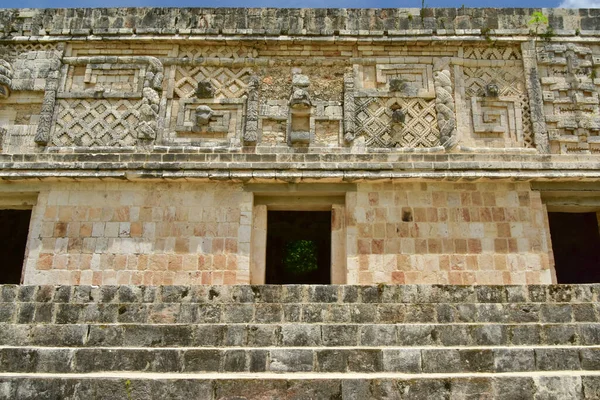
[
  {"x1": 534, "y1": 376, "x2": 583, "y2": 400},
  {"x1": 322, "y1": 325, "x2": 359, "y2": 346},
  {"x1": 222, "y1": 349, "x2": 246, "y2": 372},
  {"x1": 246, "y1": 324, "x2": 279, "y2": 347},
  {"x1": 535, "y1": 348, "x2": 581, "y2": 371},
  {"x1": 396, "y1": 324, "x2": 437, "y2": 346},
  {"x1": 493, "y1": 349, "x2": 535, "y2": 372},
  {"x1": 280, "y1": 324, "x2": 321, "y2": 346},
  {"x1": 360, "y1": 325, "x2": 397, "y2": 346},
  {"x1": 223, "y1": 325, "x2": 247, "y2": 346},
  {"x1": 269, "y1": 349, "x2": 313, "y2": 372},
  {"x1": 316, "y1": 349, "x2": 348, "y2": 372},
  {"x1": 221, "y1": 304, "x2": 253, "y2": 323},
  {"x1": 382, "y1": 349, "x2": 421, "y2": 372},
  {"x1": 542, "y1": 324, "x2": 578, "y2": 345},
  {"x1": 254, "y1": 303, "x2": 282, "y2": 323},
  {"x1": 248, "y1": 350, "x2": 268, "y2": 372},
  {"x1": 183, "y1": 349, "x2": 221, "y2": 372},
  {"x1": 308, "y1": 285, "x2": 339, "y2": 303},
  {"x1": 347, "y1": 349, "x2": 382, "y2": 372},
  {"x1": 492, "y1": 377, "x2": 536, "y2": 400}
]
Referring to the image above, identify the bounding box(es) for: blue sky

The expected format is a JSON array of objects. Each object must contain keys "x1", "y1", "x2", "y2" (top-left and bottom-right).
[{"x1": 1, "y1": 0, "x2": 599, "y2": 11}]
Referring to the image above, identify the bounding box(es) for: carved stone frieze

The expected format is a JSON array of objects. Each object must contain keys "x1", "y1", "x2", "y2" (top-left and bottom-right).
[
  {"x1": 173, "y1": 66, "x2": 253, "y2": 99},
  {"x1": 354, "y1": 96, "x2": 440, "y2": 148},
  {"x1": 51, "y1": 99, "x2": 143, "y2": 147},
  {"x1": 47, "y1": 56, "x2": 164, "y2": 147},
  {"x1": 537, "y1": 43, "x2": 600, "y2": 154},
  {"x1": 462, "y1": 63, "x2": 532, "y2": 149}
]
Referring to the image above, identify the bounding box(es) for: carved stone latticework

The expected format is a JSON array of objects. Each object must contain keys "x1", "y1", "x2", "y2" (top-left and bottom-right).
[
  {"x1": 173, "y1": 66, "x2": 253, "y2": 100},
  {"x1": 537, "y1": 43, "x2": 600, "y2": 154},
  {"x1": 52, "y1": 99, "x2": 144, "y2": 147},
  {"x1": 47, "y1": 56, "x2": 163, "y2": 147},
  {"x1": 355, "y1": 97, "x2": 439, "y2": 148},
  {"x1": 462, "y1": 64, "x2": 532, "y2": 148}
]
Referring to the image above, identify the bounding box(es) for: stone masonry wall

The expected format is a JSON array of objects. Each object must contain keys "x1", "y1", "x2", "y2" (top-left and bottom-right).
[
  {"x1": 0, "y1": 8, "x2": 599, "y2": 286},
  {"x1": 23, "y1": 183, "x2": 253, "y2": 286},
  {"x1": 347, "y1": 182, "x2": 553, "y2": 285}
]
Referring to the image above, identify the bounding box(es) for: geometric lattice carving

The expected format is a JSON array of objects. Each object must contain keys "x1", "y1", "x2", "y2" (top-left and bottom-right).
[
  {"x1": 178, "y1": 46, "x2": 258, "y2": 60},
  {"x1": 471, "y1": 97, "x2": 524, "y2": 145},
  {"x1": 463, "y1": 46, "x2": 522, "y2": 60},
  {"x1": 175, "y1": 98, "x2": 245, "y2": 140},
  {"x1": 537, "y1": 43, "x2": 600, "y2": 154},
  {"x1": 52, "y1": 99, "x2": 142, "y2": 147},
  {"x1": 463, "y1": 66, "x2": 533, "y2": 148},
  {"x1": 355, "y1": 97, "x2": 440, "y2": 148},
  {"x1": 174, "y1": 66, "x2": 253, "y2": 99}
]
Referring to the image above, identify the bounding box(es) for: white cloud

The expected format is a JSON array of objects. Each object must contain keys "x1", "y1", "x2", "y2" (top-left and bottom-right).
[{"x1": 559, "y1": 0, "x2": 600, "y2": 7}]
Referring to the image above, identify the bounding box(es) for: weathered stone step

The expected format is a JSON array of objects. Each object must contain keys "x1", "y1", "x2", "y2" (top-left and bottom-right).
[
  {"x1": 3, "y1": 284, "x2": 599, "y2": 305},
  {"x1": 2, "y1": 345, "x2": 599, "y2": 375},
  {"x1": 1, "y1": 372, "x2": 599, "y2": 399},
  {"x1": 3, "y1": 301, "x2": 599, "y2": 325},
  {"x1": 1, "y1": 323, "x2": 598, "y2": 348}
]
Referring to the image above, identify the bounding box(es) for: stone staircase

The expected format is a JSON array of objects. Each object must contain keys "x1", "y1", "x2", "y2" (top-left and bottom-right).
[{"x1": 1, "y1": 284, "x2": 599, "y2": 399}]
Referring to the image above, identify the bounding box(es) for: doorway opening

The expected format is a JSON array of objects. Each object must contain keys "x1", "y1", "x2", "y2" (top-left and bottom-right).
[
  {"x1": 548, "y1": 212, "x2": 600, "y2": 283},
  {"x1": 266, "y1": 210, "x2": 331, "y2": 284},
  {"x1": 0, "y1": 209, "x2": 32, "y2": 284}
]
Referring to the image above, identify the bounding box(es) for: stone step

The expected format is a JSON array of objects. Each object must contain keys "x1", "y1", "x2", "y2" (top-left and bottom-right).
[
  {"x1": 3, "y1": 284, "x2": 599, "y2": 305},
  {"x1": 1, "y1": 323, "x2": 599, "y2": 348},
  {"x1": 3, "y1": 301, "x2": 599, "y2": 325},
  {"x1": 1, "y1": 345, "x2": 599, "y2": 374},
  {"x1": 1, "y1": 371, "x2": 599, "y2": 399}
]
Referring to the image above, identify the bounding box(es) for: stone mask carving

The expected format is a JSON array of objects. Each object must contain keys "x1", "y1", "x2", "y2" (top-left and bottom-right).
[
  {"x1": 486, "y1": 83, "x2": 500, "y2": 97},
  {"x1": 196, "y1": 80, "x2": 215, "y2": 98},
  {"x1": 392, "y1": 109, "x2": 405, "y2": 124},
  {"x1": 195, "y1": 105, "x2": 213, "y2": 126},
  {"x1": 289, "y1": 88, "x2": 312, "y2": 109}
]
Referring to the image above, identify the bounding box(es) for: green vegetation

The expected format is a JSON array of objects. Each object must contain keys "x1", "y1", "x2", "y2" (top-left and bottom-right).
[{"x1": 283, "y1": 240, "x2": 318, "y2": 276}]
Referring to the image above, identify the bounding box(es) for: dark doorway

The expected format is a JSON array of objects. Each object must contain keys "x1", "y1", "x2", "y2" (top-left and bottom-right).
[
  {"x1": 548, "y1": 212, "x2": 600, "y2": 283},
  {"x1": 0, "y1": 209, "x2": 31, "y2": 284},
  {"x1": 266, "y1": 210, "x2": 331, "y2": 284}
]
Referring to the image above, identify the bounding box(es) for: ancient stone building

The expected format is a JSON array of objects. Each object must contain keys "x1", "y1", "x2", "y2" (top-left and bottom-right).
[
  {"x1": 0, "y1": 7, "x2": 599, "y2": 288},
  {"x1": 3, "y1": 8, "x2": 600, "y2": 399}
]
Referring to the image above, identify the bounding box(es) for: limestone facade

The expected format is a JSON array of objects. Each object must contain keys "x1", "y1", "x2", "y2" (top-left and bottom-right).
[{"x1": 0, "y1": 8, "x2": 599, "y2": 285}]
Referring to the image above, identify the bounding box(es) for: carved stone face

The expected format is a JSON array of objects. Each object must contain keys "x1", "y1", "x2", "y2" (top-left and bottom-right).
[
  {"x1": 195, "y1": 105, "x2": 213, "y2": 126},
  {"x1": 486, "y1": 83, "x2": 500, "y2": 97},
  {"x1": 392, "y1": 109, "x2": 405, "y2": 124},
  {"x1": 289, "y1": 88, "x2": 312, "y2": 109},
  {"x1": 195, "y1": 80, "x2": 215, "y2": 98}
]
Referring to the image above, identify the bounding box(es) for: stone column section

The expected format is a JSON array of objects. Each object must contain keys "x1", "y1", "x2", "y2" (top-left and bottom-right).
[
  {"x1": 331, "y1": 204, "x2": 347, "y2": 284},
  {"x1": 250, "y1": 204, "x2": 267, "y2": 284},
  {"x1": 244, "y1": 75, "x2": 259, "y2": 144},
  {"x1": 433, "y1": 57, "x2": 458, "y2": 151},
  {"x1": 343, "y1": 71, "x2": 356, "y2": 143},
  {"x1": 34, "y1": 44, "x2": 64, "y2": 145},
  {"x1": 0, "y1": 58, "x2": 13, "y2": 98},
  {"x1": 521, "y1": 40, "x2": 549, "y2": 154}
]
